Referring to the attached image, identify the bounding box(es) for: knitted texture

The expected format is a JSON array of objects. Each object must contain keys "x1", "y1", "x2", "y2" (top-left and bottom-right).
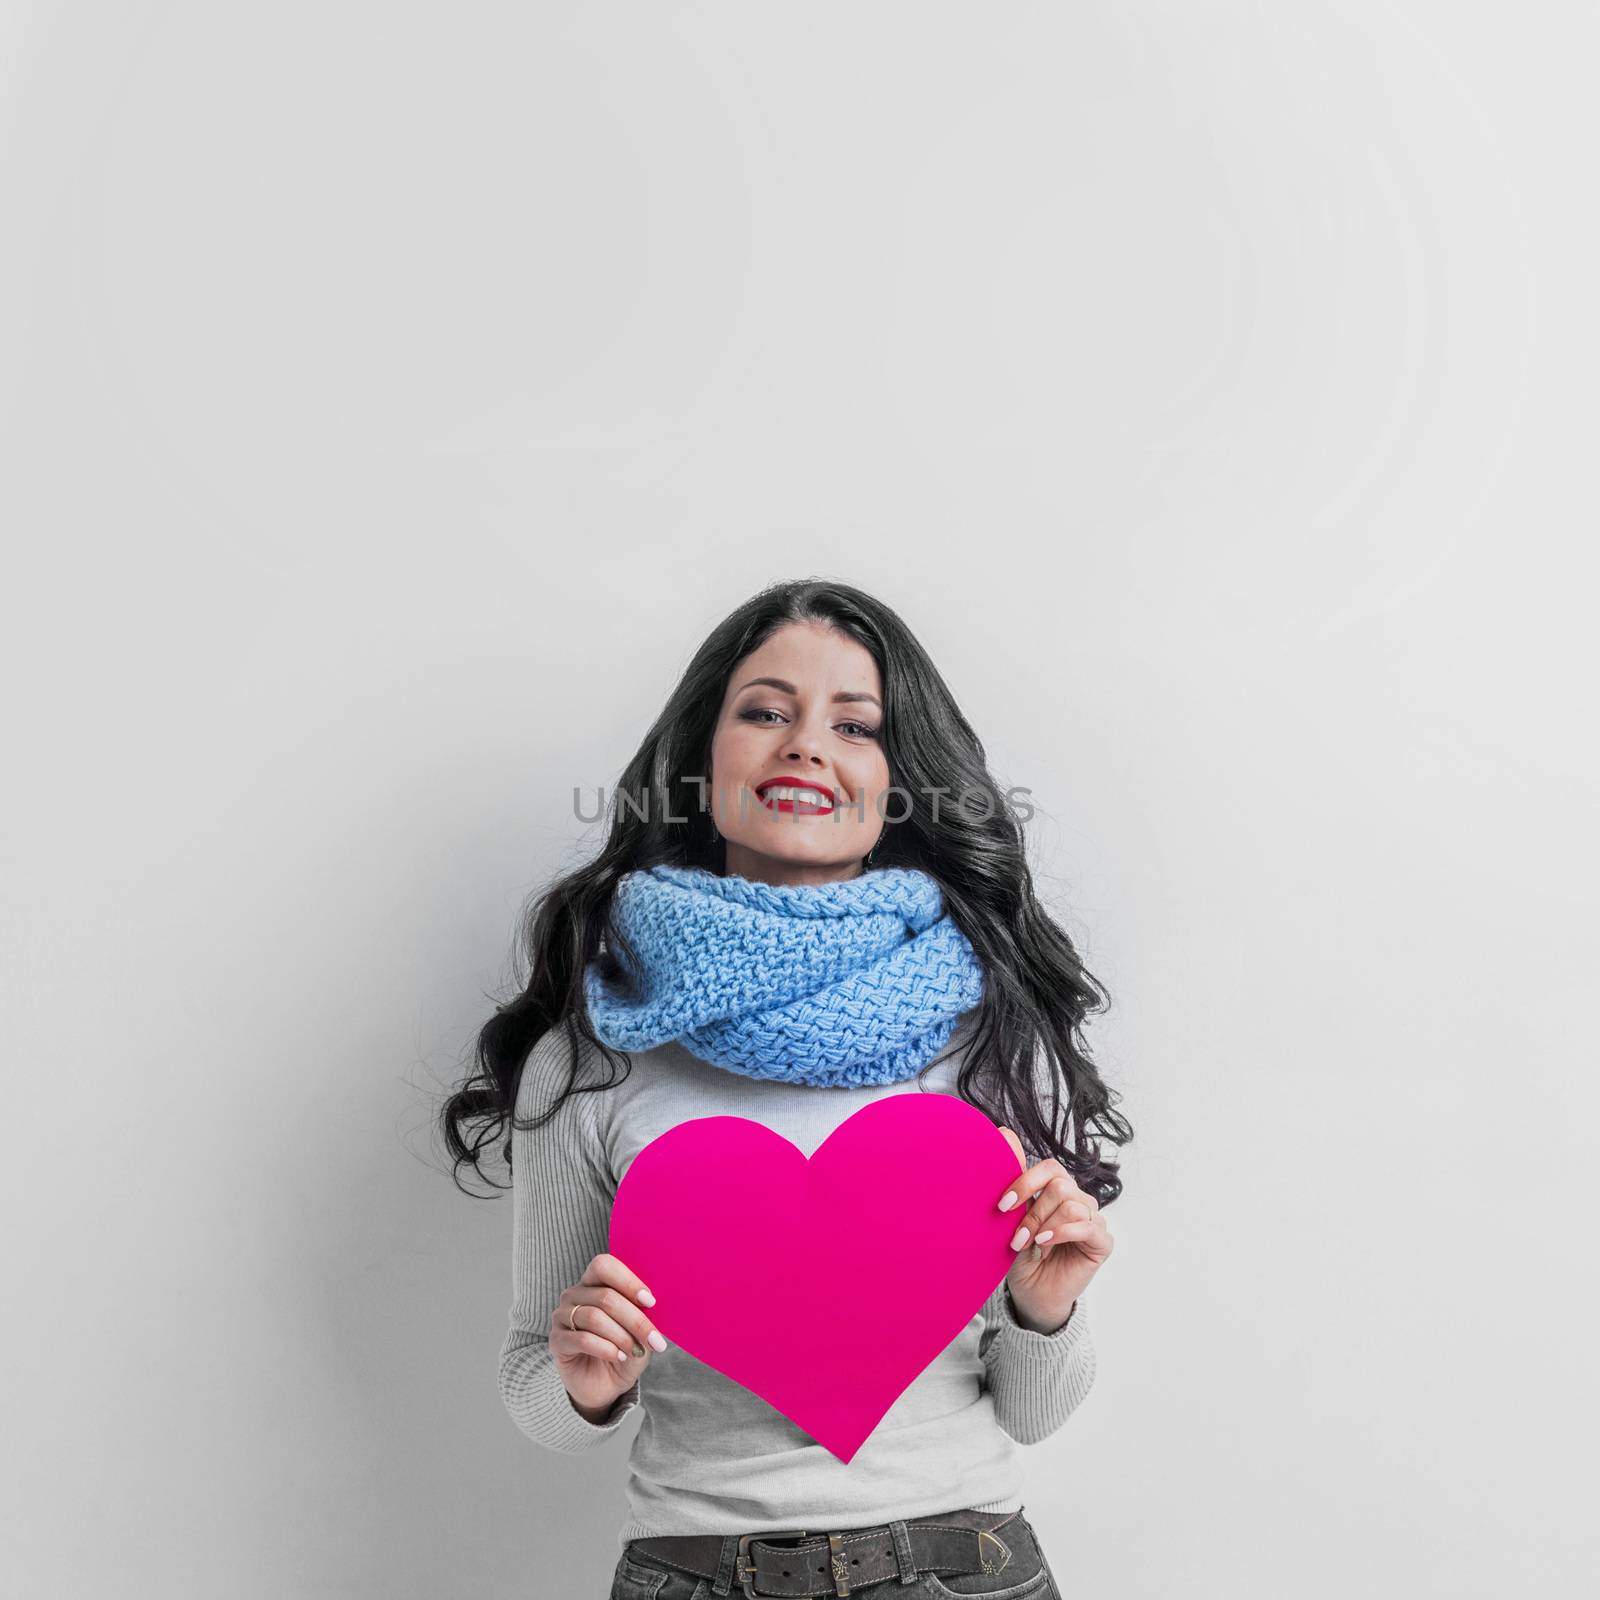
[{"x1": 581, "y1": 864, "x2": 986, "y2": 1087}]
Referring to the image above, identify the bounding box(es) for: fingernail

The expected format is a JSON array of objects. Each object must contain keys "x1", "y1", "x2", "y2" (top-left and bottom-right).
[
  {"x1": 1036, "y1": 1230, "x2": 1054, "y2": 1243},
  {"x1": 998, "y1": 1192, "x2": 1018, "y2": 1212},
  {"x1": 648, "y1": 1330, "x2": 668, "y2": 1352},
  {"x1": 638, "y1": 1289, "x2": 656, "y2": 1306},
  {"x1": 1010, "y1": 1225, "x2": 1031, "y2": 1250}
]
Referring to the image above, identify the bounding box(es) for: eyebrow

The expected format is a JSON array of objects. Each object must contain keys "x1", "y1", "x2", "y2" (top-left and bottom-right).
[{"x1": 734, "y1": 675, "x2": 882, "y2": 710}]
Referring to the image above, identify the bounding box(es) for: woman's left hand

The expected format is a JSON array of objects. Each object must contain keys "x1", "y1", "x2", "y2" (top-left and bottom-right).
[{"x1": 992, "y1": 1127, "x2": 1115, "y2": 1332}]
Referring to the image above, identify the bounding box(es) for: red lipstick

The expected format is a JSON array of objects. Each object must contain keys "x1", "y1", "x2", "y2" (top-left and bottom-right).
[{"x1": 753, "y1": 777, "x2": 837, "y2": 814}]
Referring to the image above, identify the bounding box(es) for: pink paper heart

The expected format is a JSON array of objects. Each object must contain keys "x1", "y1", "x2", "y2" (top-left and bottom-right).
[{"x1": 607, "y1": 1092, "x2": 1025, "y2": 1461}]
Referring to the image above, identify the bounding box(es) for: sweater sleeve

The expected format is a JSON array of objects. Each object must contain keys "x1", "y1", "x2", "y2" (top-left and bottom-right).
[
  {"x1": 497, "y1": 1026, "x2": 641, "y2": 1453},
  {"x1": 971, "y1": 1032, "x2": 1101, "y2": 1444},
  {"x1": 977, "y1": 1279, "x2": 1097, "y2": 1445}
]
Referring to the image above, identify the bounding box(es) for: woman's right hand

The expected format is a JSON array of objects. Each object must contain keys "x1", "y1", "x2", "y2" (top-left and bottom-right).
[{"x1": 551, "y1": 1251, "x2": 668, "y2": 1418}]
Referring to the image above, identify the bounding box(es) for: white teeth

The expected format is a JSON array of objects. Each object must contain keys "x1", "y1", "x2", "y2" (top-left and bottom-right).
[{"x1": 760, "y1": 785, "x2": 833, "y2": 809}]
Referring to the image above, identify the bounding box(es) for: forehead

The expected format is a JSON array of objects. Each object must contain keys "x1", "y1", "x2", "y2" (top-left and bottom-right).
[{"x1": 730, "y1": 622, "x2": 880, "y2": 689}]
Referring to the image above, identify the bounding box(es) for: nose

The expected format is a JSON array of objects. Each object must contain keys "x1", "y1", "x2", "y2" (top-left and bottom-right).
[{"x1": 778, "y1": 730, "x2": 828, "y2": 767}]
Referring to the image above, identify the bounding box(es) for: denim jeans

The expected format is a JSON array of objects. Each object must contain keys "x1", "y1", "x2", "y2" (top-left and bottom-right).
[{"x1": 608, "y1": 1506, "x2": 1061, "y2": 1600}]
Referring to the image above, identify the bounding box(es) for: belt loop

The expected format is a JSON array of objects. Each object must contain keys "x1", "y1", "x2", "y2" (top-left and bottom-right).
[
  {"x1": 710, "y1": 1532, "x2": 739, "y2": 1595},
  {"x1": 887, "y1": 1518, "x2": 918, "y2": 1585}
]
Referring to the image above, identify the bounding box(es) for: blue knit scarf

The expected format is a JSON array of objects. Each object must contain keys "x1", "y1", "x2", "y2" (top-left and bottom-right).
[{"x1": 582, "y1": 864, "x2": 986, "y2": 1087}]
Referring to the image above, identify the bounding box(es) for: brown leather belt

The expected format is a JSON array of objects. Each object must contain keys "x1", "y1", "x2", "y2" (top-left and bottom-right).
[{"x1": 626, "y1": 1505, "x2": 1026, "y2": 1598}]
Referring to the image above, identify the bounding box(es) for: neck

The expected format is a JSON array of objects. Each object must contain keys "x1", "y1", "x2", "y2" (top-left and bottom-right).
[{"x1": 720, "y1": 843, "x2": 867, "y2": 889}]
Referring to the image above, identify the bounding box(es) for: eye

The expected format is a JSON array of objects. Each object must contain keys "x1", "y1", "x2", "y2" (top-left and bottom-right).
[{"x1": 738, "y1": 707, "x2": 878, "y2": 738}]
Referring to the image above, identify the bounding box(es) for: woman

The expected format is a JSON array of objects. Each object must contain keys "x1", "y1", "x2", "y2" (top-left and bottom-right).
[{"x1": 442, "y1": 578, "x2": 1131, "y2": 1598}]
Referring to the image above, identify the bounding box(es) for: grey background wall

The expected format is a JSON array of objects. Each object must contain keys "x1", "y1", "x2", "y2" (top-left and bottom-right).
[{"x1": 4, "y1": 3, "x2": 1594, "y2": 1596}]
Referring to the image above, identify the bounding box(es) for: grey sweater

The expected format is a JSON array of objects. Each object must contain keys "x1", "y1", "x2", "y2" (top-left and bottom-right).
[{"x1": 498, "y1": 1013, "x2": 1098, "y2": 1551}]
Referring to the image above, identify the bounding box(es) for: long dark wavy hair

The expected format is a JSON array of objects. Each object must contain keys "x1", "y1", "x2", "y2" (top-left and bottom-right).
[{"x1": 440, "y1": 576, "x2": 1133, "y2": 1206}]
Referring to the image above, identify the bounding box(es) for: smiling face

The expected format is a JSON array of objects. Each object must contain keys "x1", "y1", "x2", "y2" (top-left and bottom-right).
[{"x1": 706, "y1": 621, "x2": 892, "y2": 887}]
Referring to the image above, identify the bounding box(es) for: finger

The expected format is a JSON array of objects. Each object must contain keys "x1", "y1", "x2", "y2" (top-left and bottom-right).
[
  {"x1": 580, "y1": 1254, "x2": 670, "y2": 1354},
  {"x1": 996, "y1": 1155, "x2": 1098, "y2": 1222},
  {"x1": 1031, "y1": 1201, "x2": 1094, "y2": 1246},
  {"x1": 585, "y1": 1250, "x2": 659, "y2": 1310},
  {"x1": 1046, "y1": 1195, "x2": 1099, "y2": 1232},
  {"x1": 1009, "y1": 1183, "x2": 1098, "y2": 1252},
  {"x1": 996, "y1": 1152, "x2": 1070, "y2": 1217},
  {"x1": 993, "y1": 1132, "x2": 1052, "y2": 1214},
  {"x1": 1039, "y1": 1214, "x2": 1115, "y2": 1260},
  {"x1": 551, "y1": 1294, "x2": 635, "y2": 1362},
  {"x1": 557, "y1": 1288, "x2": 668, "y2": 1361},
  {"x1": 1037, "y1": 1213, "x2": 1098, "y2": 1243},
  {"x1": 593, "y1": 1282, "x2": 670, "y2": 1353},
  {"x1": 1011, "y1": 1184, "x2": 1113, "y2": 1254},
  {"x1": 1032, "y1": 1170, "x2": 1096, "y2": 1212}
]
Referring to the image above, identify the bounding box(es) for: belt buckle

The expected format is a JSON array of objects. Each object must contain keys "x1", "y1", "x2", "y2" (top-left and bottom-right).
[
  {"x1": 736, "y1": 1529, "x2": 809, "y2": 1599},
  {"x1": 977, "y1": 1528, "x2": 1010, "y2": 1575}
]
